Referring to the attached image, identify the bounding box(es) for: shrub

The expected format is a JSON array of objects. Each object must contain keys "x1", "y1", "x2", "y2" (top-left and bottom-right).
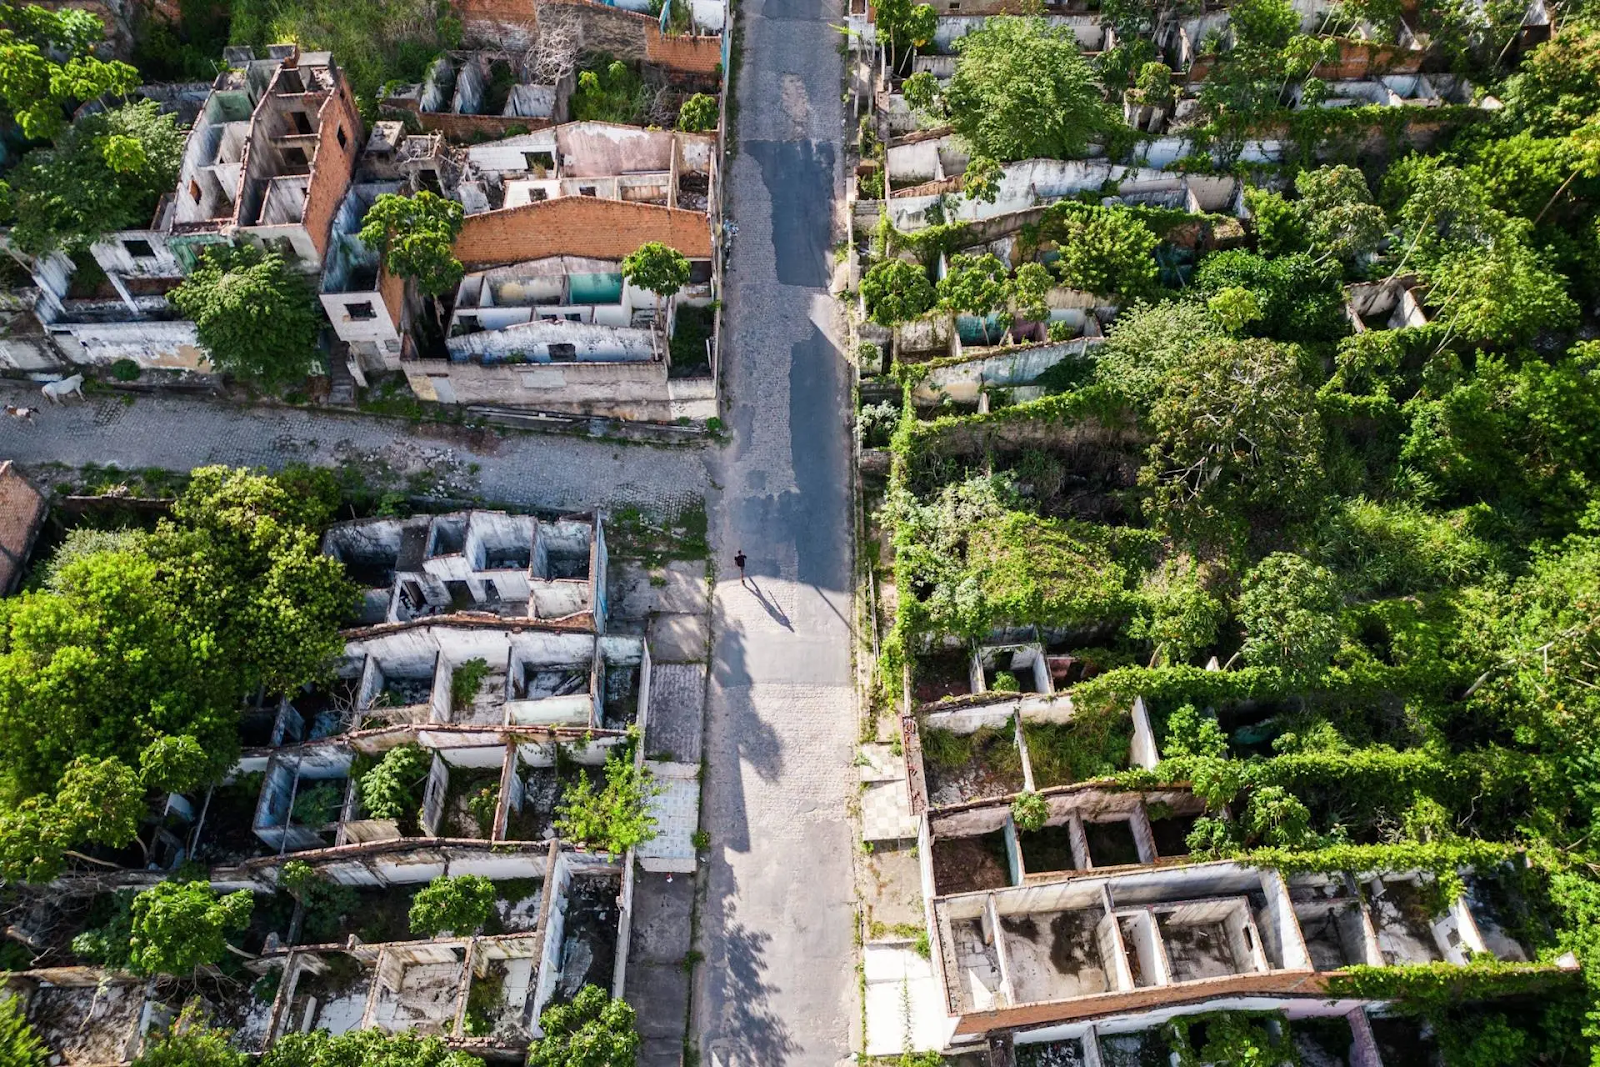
[
  {"x1": 555, "y1": 753, "x2": 661, "y2": 854},
  {"x1": 127, "y1": 881, "x2": 254, "y2": 976},
  {"x1": 359, "y1": 744, "x2": 430, "y2": 821},
  {"x1": 991, "y1": 670, "x2": 1021, "y2": 693},
  {"x1": 110, "y1": 358, "x2": 141, "y2": 382},
  {"x1": 409, "y1": 874, "x2": 496, "y2": 937},
  {"x1": 468, "y1": 785, "x2": 499, "y2": 837},
  {"x1": 677, "y1": 92, "x2": 718, "y2": 131},
  {"x1": 1011, "y1": 790, "x2": 1048, "y2": 831},
  {"x1": 131, "y1": 1005, "x2": 246, "y2": 1067},
  {"x1": 451, "y1": 659, "x2": 491, "y2": 710},
  {"x1": 0, "y1": 994, "x2": 45, "y2": 1067},
  {"x1": 291, "y1": 782, "x2": 344, "y2": 827}
]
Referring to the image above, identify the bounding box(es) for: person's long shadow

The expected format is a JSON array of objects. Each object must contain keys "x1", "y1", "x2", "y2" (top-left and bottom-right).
[{"x1": 744, "y1": 578, "x2": 793, "y2": 631}]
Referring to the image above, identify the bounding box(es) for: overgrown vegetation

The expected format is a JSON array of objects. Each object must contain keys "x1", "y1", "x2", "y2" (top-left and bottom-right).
[
  {"x1": 408, "y1": 873, "x2": 495, "y2": 936},
  {"x1": 554, "y1": 750, "x2": 661, "y2": 854},
  {"x1": 357, "y1": 743, "x2": 431, "y2": 822},
  {"x1": 0, "y1": 467, "x2": 354, "y2": 882},
  {"x1": 868, "y1": 9, "x2": 1600, "y2": 1056},
  {"x1": 170, "y1": 246, "x2": 325, "y2": 388},
  {"x1": 526, "y1": 985, "x2": 641, "y2": 1067}
]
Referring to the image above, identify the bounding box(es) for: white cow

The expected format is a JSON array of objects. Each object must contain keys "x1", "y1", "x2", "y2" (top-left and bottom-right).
[{"x1": 41, "y1": 374, "x2": 84, "y2": 403}]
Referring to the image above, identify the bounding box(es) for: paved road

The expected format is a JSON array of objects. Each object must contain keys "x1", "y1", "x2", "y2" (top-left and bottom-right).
[
  {"x1": 693, "y1": 0, "x2": 856, "y2": 1057},
  {"x1": 0, "y1": 383, "x2": 710, "y2": 514}
]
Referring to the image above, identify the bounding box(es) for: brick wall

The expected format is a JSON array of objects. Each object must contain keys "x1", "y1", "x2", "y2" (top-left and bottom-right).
[
  {"x1": 454, "y1": 197, "x2": 712, "y2": 268},
  {"x1": 379, "y1": 265, "x2": 408, "y2": 332},
  {"x1": 303, "y1": 76, "x2": 365, "y2": 264},
  {"x1": 456, "y1": 0, "x2": 723, "y2": 75},
  {"x1": 645, "y1": 27, "x2": 723, "y2": 75}
]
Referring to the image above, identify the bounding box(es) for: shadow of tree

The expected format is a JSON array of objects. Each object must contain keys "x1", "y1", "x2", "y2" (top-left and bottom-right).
[{"x1": 702, "y1": 918, "x2": 801, "y2": 1066}]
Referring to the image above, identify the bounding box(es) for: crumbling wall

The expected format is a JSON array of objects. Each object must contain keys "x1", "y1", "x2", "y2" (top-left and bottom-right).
[{"x1": 45, "y1": 320, "x2": 210, "y2": 371}]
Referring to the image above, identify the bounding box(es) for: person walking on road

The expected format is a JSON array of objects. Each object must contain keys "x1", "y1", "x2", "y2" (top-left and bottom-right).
[{"x1": 734, "y1": 550, "x2": 747, "y2": 585}]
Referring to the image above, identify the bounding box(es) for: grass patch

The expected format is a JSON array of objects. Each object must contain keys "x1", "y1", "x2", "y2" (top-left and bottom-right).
[
  {"x1": 1023, "y1": 716, "x2": 1131, "y2": 786},
  {"x1": 607, "y1": 502, "x2": 709, "y2": 565}
]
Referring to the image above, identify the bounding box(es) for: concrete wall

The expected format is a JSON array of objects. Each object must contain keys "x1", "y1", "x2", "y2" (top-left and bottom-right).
[
  {"x1": 45, "y1": 320, "x2": 210, "y2": 372},
  {"x1": 405, "y1": 357, "x2": 713, "y2": 420}
]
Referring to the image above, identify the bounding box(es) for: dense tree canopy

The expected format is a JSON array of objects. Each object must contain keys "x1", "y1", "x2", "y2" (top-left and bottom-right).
[
  {"x1": 3, "y1": 100, "x2": 184, "y2": 254},
  {"x1": 942, "y1": 17, "x2": 1112, "y2": 162},
  {"x1": 126, "y1": 880, "x2": 254, "y2": 976},
  {"x1": 861, "y1": 258, "x2": 935, "y2": 327},
  {"x1": 169, "y1": 246, "x2": 324, "y2": 387},
  {"x1": 0, "y1": 467, "x2": 352, "y2": 880},
  {"x1": 0, "y1": 3, "x2": 138, "y2": 141}
]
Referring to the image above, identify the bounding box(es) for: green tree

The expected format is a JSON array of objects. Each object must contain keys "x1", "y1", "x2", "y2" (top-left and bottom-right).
[
  {"x1": 1294, "y1": 164, "x2": 1388, "y2": 264},
  {"x1": 0, "y1": 467, "x2": 349, "y2": 842},
  {"x1": 861, "y1": 258, "x2": 935, "y2": 327},
  {"x1": 1422, "y1": 236, "x2": 1579, "y2": 347},
  {"x1": 1041, "y1": 202, "x2": 1159, "y2": 301},
  {"x1": 53, "y1": 756, "x2": 144, "y2": 848},
  {"x1": 555, "y1": 752, "x2": 660, "y2": 854},
  {"x1": 1206, "y1": 285, "x2": 1264, "y2": 335},
  {"x1": 901, "y1": 70, "x2": 941, "y2": 116},
  {"x1": 1140, "y1": 337, "x2": 1326, "y2": 545},
  {"x1": 1193, "y1": 249, "x2": 1345, "y2": 341},
  {"x1": 132, "y1": 1007, "x2": 247, "y2": 1067},
  {"x1": 127, "y1": 881, "x2": 254, "y2": 976},
  {"x1": 1093, "y1": 298, "x2": 1224, "y2": 409},
  {"x1": 263, "y1": 1029, "x2": 479, "y2": 1067},
  {"x1": 937, "y1": 252, "x2": 1010, "y2": 342},
  {"x1": 1393, "y1": 160, "x2": 1513, "y2": 262},
  {"x1": 139, "y1": 735, "x2": 212, "y2": 794},
  {"x1": 408, "y1": 874, "x2": 496, "y2": 937},
  {"x1": 1127, "y1": 60, "x2": 1175, "y2": 110},
  {"x1": 1010, "y1": 261, "x2": 1053, "y2": 322},
  {"x1": 676, "y1": 92, "x2": 718, "y2": 132},
  {"x1": 0, "y1": 547, "x2": 238, "y2": 805},
  {"x1": 1196, "y1": 0, "x2": 1330, "y2": 152},
  {"x1": 527, "y1": 985, "x2": 641, "y2": 1067},
  {"x1": 1130, "y1": 571, "x2": 1228, "y2": 666},
  {"x1": 1237, "y1": 552, "x2": 1343, "y2": 685},
  {"x1": 621, "y1": 240, "x2": 692, "y2": 324},
  {"x1": 942, "y1": 17, "x2": 1112, "y2": 161},
  {"x1": 145, "y1": 466, "x2": 354, "y2": 699},
  {"x1": 4, "y1": 100, "x2": 184, "y2": 254},
  {"x1": 1501, "y1": 21, "x2": 1600, "y2": 136},
  {"x1": 357, "y1": 190, "x2": 465, "y2": 299},
  {"x1": 961, "y1": 154, "x2": 1003, "y2": 204},
  {"x1": 0, "y1": 3, "x2": 138, "y2": 140},
  {"x1": 1243, "y1": 186, "x2": 1308, "y2": 257},
  {"x1": 875, "y1": 0, "x2": 936, "y2": 71},
  {"x1": 0, "y1": 996, "x2": 45, "y2": 1067},
  {"x1": 169, "y1": 246, "x2": 322, "y2": 388},
  {"x1": 358, "y1": 743, "x2": 430, "y2": 821}
]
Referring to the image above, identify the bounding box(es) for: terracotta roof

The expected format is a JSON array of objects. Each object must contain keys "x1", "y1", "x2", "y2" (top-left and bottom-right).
[
  {"x1": 0, "y1": 461, "x2": 46, "y2": 594},
  {"x1": 453, "y1": 196, "x2": 713, "y2": 269}
]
